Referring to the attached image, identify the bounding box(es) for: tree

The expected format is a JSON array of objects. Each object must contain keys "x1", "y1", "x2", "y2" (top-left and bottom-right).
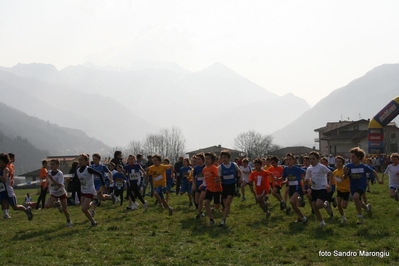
[
  {"x1": 124, "y1": 140, "x2": 143, "y2": 157},
  {"x1": 233, "y1": 130, "x2": 277, "y2": 159},
  {"x1": 125, "y1": 126, "x2": 186, "y2": 163}
]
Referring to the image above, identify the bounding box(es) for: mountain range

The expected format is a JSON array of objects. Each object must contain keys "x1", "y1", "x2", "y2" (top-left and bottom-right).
[{"x1": 0, "y1": 62, "x2": 310, "y2": 150}]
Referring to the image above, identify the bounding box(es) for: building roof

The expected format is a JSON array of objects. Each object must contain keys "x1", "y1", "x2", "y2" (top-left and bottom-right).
[
  {"x1": 187, "y1": 145, "x2": 243, "y2": 154},
  {"x1": 42, "y1": 155, "x2": 79, "y2": 162}
]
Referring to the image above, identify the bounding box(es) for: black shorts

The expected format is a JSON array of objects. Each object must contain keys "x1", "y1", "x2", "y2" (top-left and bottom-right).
[
  {"x1": 337, "y1": 190, "x2": 350, "y2": 201},
  {"x1": 205, "y1": 190, "x2": 221, "y2": 204},
  {"x1": 222, "y1": 183, "x2": 236, "y2": 199},
  {"x1": 289, "y1": 186, "x2": 303, "y2": 197},
  {"x1": 311, "y1": 189, "x2": 328, "y2": 202}
]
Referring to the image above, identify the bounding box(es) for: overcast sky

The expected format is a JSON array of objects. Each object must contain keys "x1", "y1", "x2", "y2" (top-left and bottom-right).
[{"x1": 1, "y1": 0, "x2": 399, "y2": 106}]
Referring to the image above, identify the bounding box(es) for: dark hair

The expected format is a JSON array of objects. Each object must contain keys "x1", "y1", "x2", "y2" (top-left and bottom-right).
[
  {"x1": 79, "y1": 153, "x2": 89, "y2": 161},
  {"x1": 152, "y1": 154, "x2": 162, "y2": 162},
  {"x1": 242, "y1": 158, "x2": 249, "y2": 163},
  {"x1": 349, "y1": 147, "x2": 365, "y2": 160},
  {"x1": 196, "y1": 153, "x2": 205, "y2": 162},
  {"x1": 42, "y1": 160, "x2": 48, "y2": 166},
  {"x1": 0, "y1": 153, "x2": 10, "y2": 164},
  {"x1": 220, "y1": 150, "x2": 231, "y2": 159},
  {"x1": 163, "y1": 158, "x2": 170, "y2": 164},
  {"x1": 50, "y1": 159, "x2": 60, "y2": 165},
  {"x1": 113, "y1": 150, "x2": 122, "y2": 158},
  {"x1": 92, "y1": 153, "x2": 101, "y2": 160},
  {"x1": 205, "y1": 152, "x2": 216, "y2": 163},
  {"x1": 270, "y1": 156, "x2": 279, "y2": 163},
  {"x1": 309, "y1": 151, "x2": 320, "y2": 159},
  {"x1": 137, "y1": 154, "x2": 142, "y2": 160},
  {"x1": 285, "y1": 153, "x2": 295, "y2": 160},
  {"x1": 8, "y1": 153, "x2": 15, "y2": 159},
  {"x1": 253, "y1": 158, "x2": 262, "y2": 165}
]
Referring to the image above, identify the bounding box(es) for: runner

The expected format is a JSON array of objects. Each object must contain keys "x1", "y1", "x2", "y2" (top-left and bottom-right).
[
  {"x1": 44, "y1": 159, "x2": 72, "y2": 227},
  {"x1": 0, "y1": 153, "x2": 33, "y2": 221},
  {"x1": 218, "y1": 150, "x2": 242, "y2": 227}
]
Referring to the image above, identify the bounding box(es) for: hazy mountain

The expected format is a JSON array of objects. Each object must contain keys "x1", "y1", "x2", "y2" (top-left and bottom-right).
[
  {"x1": 272, "y1": 64, "x2": 399, "y2": 148},
  {"x1": 1, "y1": 61, "x2": 310, "y2": 149},
  {"x1": 0, "y1": 69, "x2": 158, "y2": 147},
  {"x1": 0, "y1": 131, "x2": 48, "y2": 174},
  {"x1": 0, "y1": 101, "x2": 110, "y2": 160}
]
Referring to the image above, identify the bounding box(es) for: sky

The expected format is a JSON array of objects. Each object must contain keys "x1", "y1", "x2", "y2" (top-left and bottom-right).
[{"x1": 1, "y1": 0, "x2": 399, "y2": 106}]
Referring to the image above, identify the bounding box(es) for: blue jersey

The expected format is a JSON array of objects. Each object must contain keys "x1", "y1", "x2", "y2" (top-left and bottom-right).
[
  {"x1": 124, "y1": 164, "x2": 143, "y2": 186},
  {"x1": 345, "y1": 163, "x2": 372, "y2": 193},
  {"x1": 220, "y1": 163, "x2": 238, "y2": 185},
  {"x1": 193, "y1": 165, "x2": 205, "y2": 187},
  {"x1": 91, "y1": 164, "x2": 110, "y2": 187},
  {"x1": 283, "y1": 166, "x2": 305, "y2": 188},
  {"x1": 166, "y1": 168, "x2": 172, "y2": 181},
  {"x1": 180, "y1": 166, "x2": 192, "y2": 181},
  {"x1": 113, "y1": 172, "x2": 125, "y2": 190}
]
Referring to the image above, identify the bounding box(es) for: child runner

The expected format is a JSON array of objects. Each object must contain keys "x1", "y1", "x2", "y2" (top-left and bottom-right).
[
  {"x1": 91, "y1": 153, "x2": 113, "y2": 207},
  {"x1": 75, "y1": 154, "x2": 106, "y2": 228},
  {"x1": 44, "y1": 159, "x2": 72, "y2": 227},
  {"x1": 0, "y1": 153, "x2": 33, "y2": 221},
  {"x1": 305, "y1": 151, "x2": 332, "y2": 227},
  {"x1": 35, "y1": 160, "x2": 49, "y2": 210},
  {"x1": 240, "y1": 158, "x2": 255, "y2": 202},
  {"x1": 146, "y1": 154, "x2": 174, "y2": 215},
  {"x1": 365, "y1": 158, "x2": 377, "y2": 193},
  {"x1": 162, "y1": 158, "x2": 175, "y2": 203},
  {"x1": 202, "y1": 152, "x2": 222, "y2": 225},
  {"x1": 248, "y1": 158, "x2": 274, "y2": 219},
  {"x1": 112, "y1": 165, "x2": 126, "y2": 206},
  {"x1": 269, "y1": 156, "x2": 289, "y2": 213},
  {"x1": 334, "y1": 155, "x2": 350, "y2": 223},
  {"x1": 124, "y1": 155, "x2": 147, "y2": 211},
  {"x1": 343, "y1": 147, "x2": 382, "y2": 224},
  {"x1": 192, "y1": 153, "x2": 206, "y2": 219},
  {"x1": 283, "y1": 153, "x2": 308, "y2": 223},
  {"x1": 381, "y1": 153, "x2": 399, "y2": 207},
  {"x1": 179, "y1": 158, "x2": 193, "y2": 207},
  {"x1": 320, "y1": 157, "x2": 336, "y2": 218},
  {"x1": 218, "y1": 150, "x2": 242, "y2": 227}
]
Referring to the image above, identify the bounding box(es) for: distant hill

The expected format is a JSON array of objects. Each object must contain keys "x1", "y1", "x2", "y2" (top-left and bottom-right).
[
  {"x1": 1, "y1": 61, "x2": 310, "y2": 149},
  {"x1": 272, "y1": 64, "x2": 399, "y2": 148},
  {"x1": 0, "y1": 131, "x2": 48, "y2": 174},
  {"x1": 0, "y1": 69, "x2": 159, "y2": 147},
  {"x1": 0, "y1": 101, "x2": 110, "y2": 159}
]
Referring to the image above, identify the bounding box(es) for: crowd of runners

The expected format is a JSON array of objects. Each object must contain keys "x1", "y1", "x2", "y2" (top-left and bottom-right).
[{"x1": 0, "y1": 147, "x2": 398, "y2": 228}]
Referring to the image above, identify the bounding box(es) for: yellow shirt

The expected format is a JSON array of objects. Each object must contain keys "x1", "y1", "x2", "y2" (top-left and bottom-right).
[
  {"x1": 334, "y1": 168, "x2": 350, "y2": 192},
  {"x1": 147, "y1": 164, "x2": 171, "y2": 188}
]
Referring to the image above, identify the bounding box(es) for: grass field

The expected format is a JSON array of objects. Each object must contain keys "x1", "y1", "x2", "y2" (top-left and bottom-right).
[{"x1": 0, "y1": 179, "x2": 398, "y2": 266}]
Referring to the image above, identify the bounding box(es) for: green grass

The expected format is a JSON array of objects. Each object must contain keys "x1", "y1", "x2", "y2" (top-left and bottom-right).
[{"x1": 1, "y1": 179, "x2": 399, "y2": 265}]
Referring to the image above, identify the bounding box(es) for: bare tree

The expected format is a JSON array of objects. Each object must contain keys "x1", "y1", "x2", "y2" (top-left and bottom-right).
[
  {"x1": 233, "y1": 130, "x2": 275, "y2": 159},
  {"x1": 127, "y1": 126, "x2": 186, "y2": 163},
  {"x1": 124, "y1": 140, "x2": 143, "y2": 157}
]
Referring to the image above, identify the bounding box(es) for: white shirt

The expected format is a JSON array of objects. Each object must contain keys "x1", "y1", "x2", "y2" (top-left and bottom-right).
[
  {"x1": 49, "y1": 170, "x2": 67, "y2": 197},
  {"x1": 77, "y1": 166, "x2": 97, "y2": 195},
  {"x1": 385, "y1": 163, "x2": 399, "y2": 188},
  {"x1": 305, "y1": 163, "x2": 331, "y2": 190},
  {"x1": 239, "y1": 165, "x2": 251, "y2": 182}
]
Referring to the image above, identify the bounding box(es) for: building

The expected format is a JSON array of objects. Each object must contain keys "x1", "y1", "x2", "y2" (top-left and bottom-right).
[
  {"x1": 314, "y1": 119, "x2": 399, "y2": 156},
  {"x1": 186, "y1": 145, "x2": 244, "y2": 161}
]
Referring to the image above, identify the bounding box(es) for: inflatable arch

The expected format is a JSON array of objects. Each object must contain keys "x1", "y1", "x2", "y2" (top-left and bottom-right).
[{"x1": 368, "y1": 96, "x2": 399, "y2": 154}]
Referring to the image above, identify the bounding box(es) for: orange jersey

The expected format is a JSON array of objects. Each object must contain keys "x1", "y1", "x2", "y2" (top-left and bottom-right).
[
  {"x1": 39, "y1": 167, "x2": 48, "y2": 188},
  {"x1": 203, "y1": 165, "x2": 222, "y2": 192},
  {"x1": 6, "y1": 163, "x2": 14, "y2": 186},
  {"x1": 249, "y1": 169, "x2": 271, "y2": 194},
  {"x1": 268, "y1": 166, "x2": 284, "y2": 187}
]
